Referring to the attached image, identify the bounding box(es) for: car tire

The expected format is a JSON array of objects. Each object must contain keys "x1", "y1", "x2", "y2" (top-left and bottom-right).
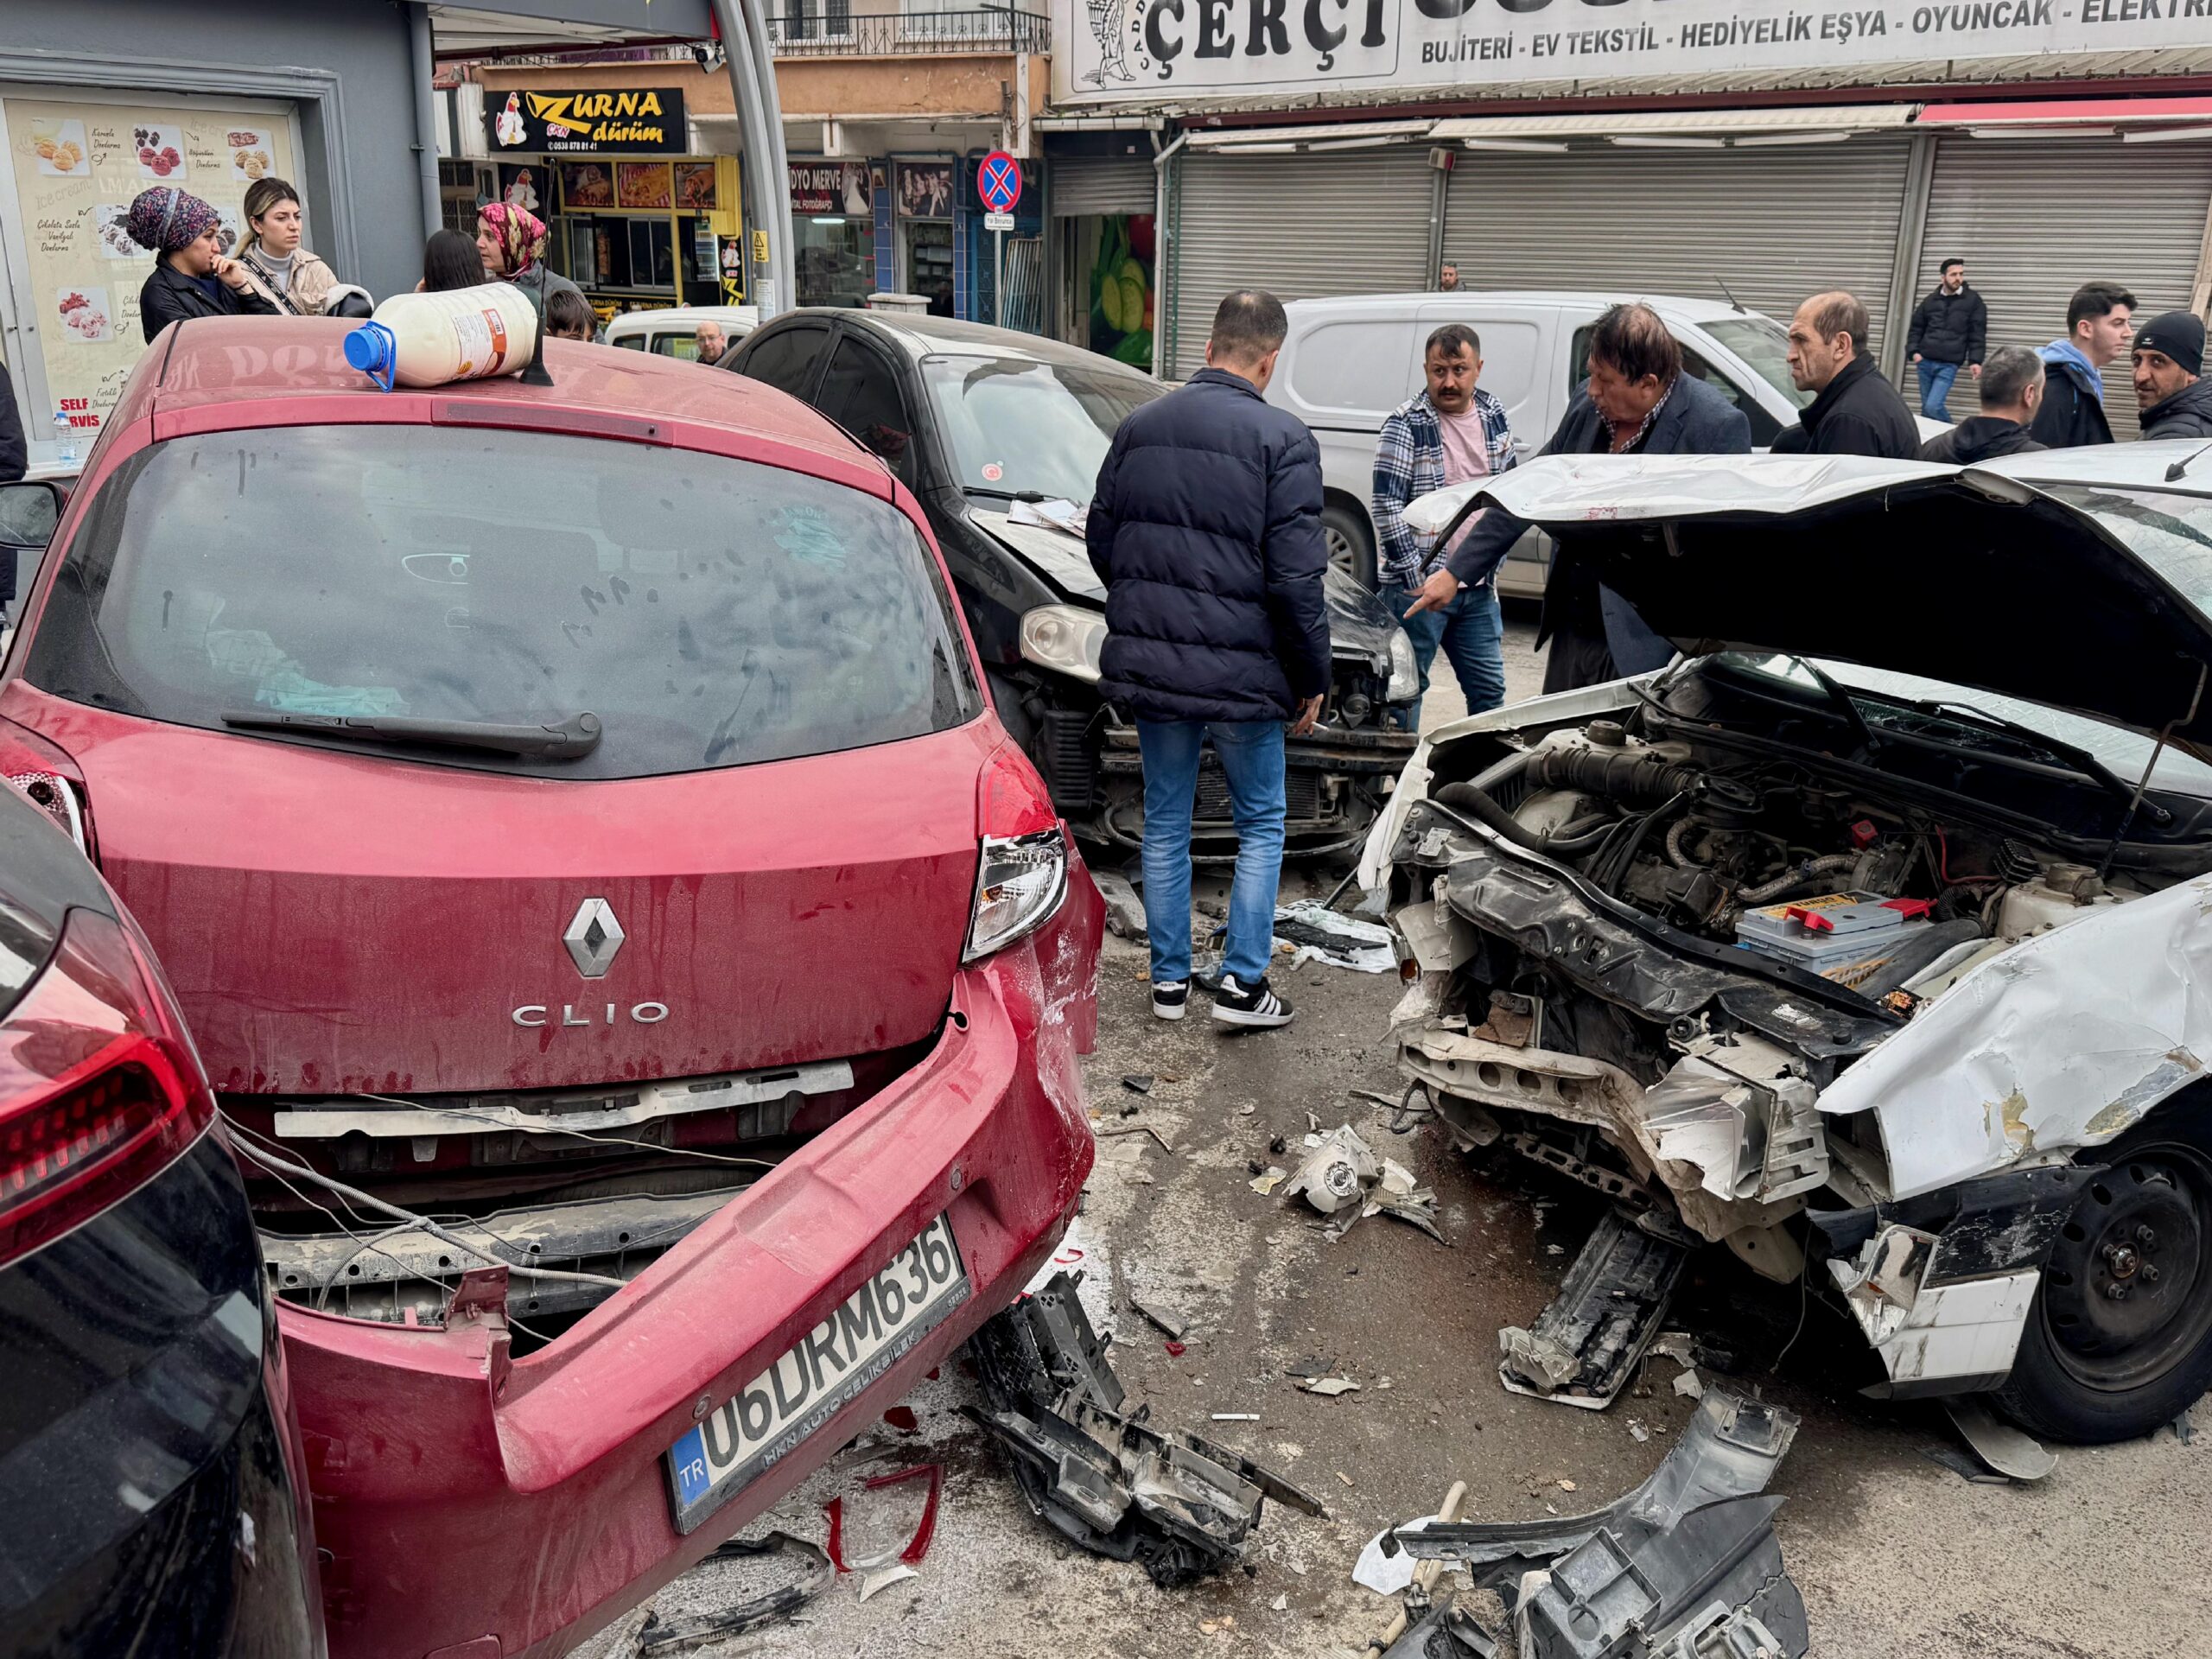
[
  {"x1": 1321, "y1": 501, "x2": 1376, "y2": 590},
  {"x1": 1992, "y1": 1094, "x2": 2212, "y2": 1444}
]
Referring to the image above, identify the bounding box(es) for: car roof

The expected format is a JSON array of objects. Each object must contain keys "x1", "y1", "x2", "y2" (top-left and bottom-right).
[
  {"x1": 604, "y1": 304, "x2": 759, "y2": 334},
  {"x1": 779, "y1": 308, "x2": 1156, "y2": 378},
  {"x1": 1282, "y1": 291, "x2": 1761, "y2": 326},
  {"x1": 121, "y1": 315, "x2": 857, "y2": 465}
]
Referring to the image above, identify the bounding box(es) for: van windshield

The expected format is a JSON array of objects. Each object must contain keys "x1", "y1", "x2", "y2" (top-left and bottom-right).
[{"x1": 26, "y1": 425, "x2": 980, "y2": 779}]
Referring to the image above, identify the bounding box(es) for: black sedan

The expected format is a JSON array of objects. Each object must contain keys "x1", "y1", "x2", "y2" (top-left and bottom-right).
[
  {"x1": 724, "y1": 311, "x2": 1421, "y2": 861},
  {"x1": 0, "y1": 766, "x2": 323, "y2": 1656}
]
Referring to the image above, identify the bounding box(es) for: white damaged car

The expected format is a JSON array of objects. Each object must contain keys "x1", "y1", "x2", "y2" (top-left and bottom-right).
[{"x1": 1366, "y1": 444, "x2": 2212, "y2": 1442}]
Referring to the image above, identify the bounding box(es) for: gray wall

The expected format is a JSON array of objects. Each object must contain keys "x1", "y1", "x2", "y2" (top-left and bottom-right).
[{"x1": 0, "y1": 0, "x2": 423, "y2": 297}]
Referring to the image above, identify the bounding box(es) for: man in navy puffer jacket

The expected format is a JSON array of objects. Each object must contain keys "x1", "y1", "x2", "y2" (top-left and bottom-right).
[{"x1": 1087, "y1": 289, "x2": 1330, "y2": 1031}]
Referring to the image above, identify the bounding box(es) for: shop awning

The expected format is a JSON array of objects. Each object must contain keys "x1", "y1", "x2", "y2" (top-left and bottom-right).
[
  {"x1": 430, "y1": 3, "x2": 709, "y2": 54},
  {"x1": 1185, "y1": 119, "x2": 1439, "y2": 150},
  {"x1": 1919, "y1": 95, "x2": 2212, "y2": 126},
  {"x1": 1428, "y1": 105, "x2": 1916, "y2": 142}
]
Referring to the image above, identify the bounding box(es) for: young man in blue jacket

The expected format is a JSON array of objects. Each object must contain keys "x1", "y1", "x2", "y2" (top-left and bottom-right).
[{"x1": 1087, "y1": 289, "x2": 1329, "y2": 1031}]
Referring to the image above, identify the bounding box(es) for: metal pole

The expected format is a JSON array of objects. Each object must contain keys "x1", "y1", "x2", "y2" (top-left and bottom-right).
[
  {"x1": 995, "y1": 223, "x2": 1005, "y2": 328},
  {"x1": 1152, "y1": 129, "x2": 1187, "y2": 379},
  {"x1": 1882, "y1": 130, "x2": 1938, "y2": 387},
  {"x1": 709, "y1": 0, "x2": 796, "y2": 317},
  {"x1": 406, "y1": 3, "x2": 442, "y2": 242}
]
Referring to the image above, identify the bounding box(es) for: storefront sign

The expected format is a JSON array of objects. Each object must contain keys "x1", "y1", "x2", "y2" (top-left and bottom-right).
[
  {"x1": 487, "y1": 86, "x2": 686, "y2": 154},
  {"x1": 1056, "y1": 0, "x2": 2212, "y2": 105},
  {"x1": 790, "y1": 160, "x2": 871, "y2": 215},
  {"x1": 897, "y1": 162, "x2": 955, "y2": 219},
  {"x1": 3, "y1": 97, "x2": 296, "y2": 435}
]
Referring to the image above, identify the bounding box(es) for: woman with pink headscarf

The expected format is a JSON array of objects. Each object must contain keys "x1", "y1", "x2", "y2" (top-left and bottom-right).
[
  {"x1": 474, "y1": 200, "x2": 585, "y2": 318},
  {"x1": 125, "y1": 186, "x2": 280, "y2": 343}
]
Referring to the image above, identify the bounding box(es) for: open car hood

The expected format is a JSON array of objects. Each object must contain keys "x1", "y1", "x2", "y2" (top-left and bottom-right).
[{"x1": 1410, "y1": 454, "x2": 2212, "y2": 757}]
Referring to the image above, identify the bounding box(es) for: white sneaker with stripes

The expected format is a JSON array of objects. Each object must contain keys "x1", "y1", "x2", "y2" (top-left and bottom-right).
[{"x1": 1212, "y1": 973, "x2": 1294, "y2": 1029}]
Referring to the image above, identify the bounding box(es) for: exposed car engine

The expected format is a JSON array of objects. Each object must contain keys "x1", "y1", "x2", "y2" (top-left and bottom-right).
[{"x1": 1427, "y1": 713, "x2": 2150, "y2": 1015}]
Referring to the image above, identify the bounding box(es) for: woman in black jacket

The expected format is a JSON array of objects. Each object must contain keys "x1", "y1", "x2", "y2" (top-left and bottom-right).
[{"x1": 124, "y1": 186, "x2": 279, "y2": 342}]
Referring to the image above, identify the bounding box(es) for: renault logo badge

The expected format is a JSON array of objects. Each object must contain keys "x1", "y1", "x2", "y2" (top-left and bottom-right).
[{"x1": 563, "y1": 898, "x2": 625, "y2": 979}]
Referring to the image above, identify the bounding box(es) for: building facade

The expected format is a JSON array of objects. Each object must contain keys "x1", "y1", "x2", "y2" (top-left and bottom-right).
[
  {"x1": 454, "y1": 5, "x2": 1050, "y2": 324},
  {"x1": 1043, "y1": 0, "x2": 2212, "y2": 436}
]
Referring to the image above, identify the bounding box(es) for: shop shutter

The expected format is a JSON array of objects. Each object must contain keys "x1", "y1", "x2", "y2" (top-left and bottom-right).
[
  {"x1": 1168, "y1": 148, "x2": 1435, "y2": 378},
  {"x1": 1441, "y1": 137, "x2": 1914, "y2": 361},
  {"x1": 1916, "y1": 135, "x2": 2212, "y2": 437},
  {"x1": 1050, "y1": 154, "x2": 1157, "y2": 218}
]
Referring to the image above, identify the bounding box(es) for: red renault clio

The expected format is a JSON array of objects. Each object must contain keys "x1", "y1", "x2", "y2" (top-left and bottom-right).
[{"x1": 0, "y1": 318, "x2": 1102, "y2": 1657}]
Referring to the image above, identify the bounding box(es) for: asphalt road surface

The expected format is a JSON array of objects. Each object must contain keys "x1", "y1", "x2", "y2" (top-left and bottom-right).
[{"x1": 575, "y1": 612, "x2": 2203, "y2": 1658}]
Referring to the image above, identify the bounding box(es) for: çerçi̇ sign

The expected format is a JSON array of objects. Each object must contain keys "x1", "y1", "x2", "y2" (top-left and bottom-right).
[
  {"x1": 487, "y1": 87, "x2": 687, "y2": 155},
  {"x1": 1060, "y1": 0, "x2": 2212, "y2": 105}
]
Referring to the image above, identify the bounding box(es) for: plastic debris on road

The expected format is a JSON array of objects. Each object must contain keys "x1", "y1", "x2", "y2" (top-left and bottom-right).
[
  {"x1": 1281, "y1": 1124, "x2": 1444, "y2": 1241},
  {"x1": 966, "y1": 1271, "x2": 1328, "y2": 1587},
  {"x1": 1272, "y1": 900, "x2": 1396, "y2": 973}
]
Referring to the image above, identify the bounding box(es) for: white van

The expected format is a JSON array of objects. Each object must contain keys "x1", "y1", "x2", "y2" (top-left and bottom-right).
[
  {"x1": 603, "y1": 303, "x2": 760, "y2": 361},
  {"x1": 1268, "y1": 292, "x2": 1814, "y2": 599}
]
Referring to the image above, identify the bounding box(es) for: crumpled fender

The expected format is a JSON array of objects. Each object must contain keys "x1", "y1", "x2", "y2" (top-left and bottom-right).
[{"x1": 1816, "y1": 872, "x2": 2212, "y2": 1198}]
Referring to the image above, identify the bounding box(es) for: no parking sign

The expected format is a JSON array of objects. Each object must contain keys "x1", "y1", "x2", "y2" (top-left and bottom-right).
[{"x1": 977, "y1": 150, "x2": 1021, "y2": 215}]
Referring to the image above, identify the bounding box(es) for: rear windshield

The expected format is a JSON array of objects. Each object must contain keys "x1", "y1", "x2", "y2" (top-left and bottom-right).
[{"x1": 27, "y1": 424, "x2": 981, "y2": 779}]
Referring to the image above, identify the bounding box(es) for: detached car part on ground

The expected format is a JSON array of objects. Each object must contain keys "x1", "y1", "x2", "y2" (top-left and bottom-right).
[
  {"x1": 1363, "y1": 448, "x2": 2212, "y2": 1443},
  {"x1": 0, "y1": 323, "x2": 1103, "y2": 1658},
  {"x1": 724, "y1": 311, "x2": 1423, "y2": 862},
  {"x1": 966, "y1": 1270, "x2": 1327, "y2": 1586},
  {"x1": 1386, "y1": 1386, "x2": 1806, "y2": 1659}
]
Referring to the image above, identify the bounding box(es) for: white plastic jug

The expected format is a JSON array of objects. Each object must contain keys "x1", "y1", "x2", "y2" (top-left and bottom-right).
[{"x1": 344, "y1": 282, "x2": 539, "y2": 391}]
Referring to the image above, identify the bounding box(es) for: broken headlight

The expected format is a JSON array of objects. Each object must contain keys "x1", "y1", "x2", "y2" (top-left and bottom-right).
[
  {"x1": 1386, "y1": 627, "x2": 1420, "y2": 702},
  {"x1": 1018, "y1": 605, "x2": 1106, "y2": 685},
  {"x1": 964, "y1": 829, "x2": 1069, "y2": 962}
]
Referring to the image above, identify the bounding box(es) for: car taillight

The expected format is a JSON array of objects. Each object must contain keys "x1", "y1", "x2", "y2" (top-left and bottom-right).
[
  {"x1": 0, "y1": 715, "x2": 92, "y2": 856},
  {"x1": 0, "y1": 906, "x2": 214, "y2": 1268},
  {"x1": 966, "y1": 741, "x2": 1069, "y2": 963}
]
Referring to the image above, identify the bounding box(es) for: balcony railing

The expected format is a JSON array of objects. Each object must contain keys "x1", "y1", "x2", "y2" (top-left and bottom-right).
[{"x1": 767, "y1": 8, "x2": 1051, "y2": 55}]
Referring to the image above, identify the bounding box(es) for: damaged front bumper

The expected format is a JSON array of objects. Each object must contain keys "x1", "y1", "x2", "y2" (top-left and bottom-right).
[
  {"x1": 283, "y1": 918, "x2": 1100, "y2": 1659},
  {"x1": 1391, "y1": 830, "x2": 2094, "y2": 1402},
  {"x1": 1090, "y1": 720, "x2": 1419, "y2": 861}
]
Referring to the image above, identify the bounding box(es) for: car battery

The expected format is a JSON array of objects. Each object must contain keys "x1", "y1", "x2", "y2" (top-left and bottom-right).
[{"x1": 1733, "y1": 892, "x2": 1932, "y2": 979}]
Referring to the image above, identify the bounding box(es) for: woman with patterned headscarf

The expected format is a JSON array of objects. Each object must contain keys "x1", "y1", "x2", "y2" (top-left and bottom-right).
[
  {"x1": 124, "y1": 185, "x2": 280, "y2": 343},
  {"x1": 474, "y1": 200, "x2": 585, "y2": 318}
]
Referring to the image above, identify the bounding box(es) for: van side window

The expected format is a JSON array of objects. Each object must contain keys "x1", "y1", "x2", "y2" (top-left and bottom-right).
[{"x1": 1681, "y1": 346, "x2": 1782, "y2": 446}]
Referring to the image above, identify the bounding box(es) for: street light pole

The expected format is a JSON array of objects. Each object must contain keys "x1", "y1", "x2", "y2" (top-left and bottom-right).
[{"x1": 708, "y1": 0, "x2": 796, "y2": 316}]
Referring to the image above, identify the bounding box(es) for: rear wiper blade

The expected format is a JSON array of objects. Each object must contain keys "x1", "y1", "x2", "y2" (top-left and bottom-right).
[{"x1": 222, "y1": 709, "x2": 602, "y2": 760}]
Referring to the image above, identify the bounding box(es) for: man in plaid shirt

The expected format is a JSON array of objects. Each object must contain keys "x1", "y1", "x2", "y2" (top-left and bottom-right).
[{"x1": 1371, "y1": 323, "x2": 1516, "y2": 724}]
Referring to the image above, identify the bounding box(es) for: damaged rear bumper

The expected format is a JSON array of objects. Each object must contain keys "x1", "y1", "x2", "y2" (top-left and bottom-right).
[{"x1": 283, "y1": 926, "x2": 1098, "y2": 1659}]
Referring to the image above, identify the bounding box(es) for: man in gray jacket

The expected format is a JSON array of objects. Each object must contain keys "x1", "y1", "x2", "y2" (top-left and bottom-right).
[{"x1": 1407, "y1": 303, "x2": 1751, "y2": 692}]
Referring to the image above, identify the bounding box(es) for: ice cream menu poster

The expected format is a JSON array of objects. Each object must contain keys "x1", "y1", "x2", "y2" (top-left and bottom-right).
[{"x1": 4, "y1": 99, "x2": 295, "y2": 438}]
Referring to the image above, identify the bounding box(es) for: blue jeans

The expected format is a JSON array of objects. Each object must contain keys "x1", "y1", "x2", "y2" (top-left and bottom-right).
[
  {"x1": 1916, "y1": 359, "x2": 1961, "y2": 420},
  {"x1": 1136, "y1": 719, "x2": 1286, "y2": 987},
  {"x1": 1382, "y1": 580, "x2": 1505, "y2": 728}
]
